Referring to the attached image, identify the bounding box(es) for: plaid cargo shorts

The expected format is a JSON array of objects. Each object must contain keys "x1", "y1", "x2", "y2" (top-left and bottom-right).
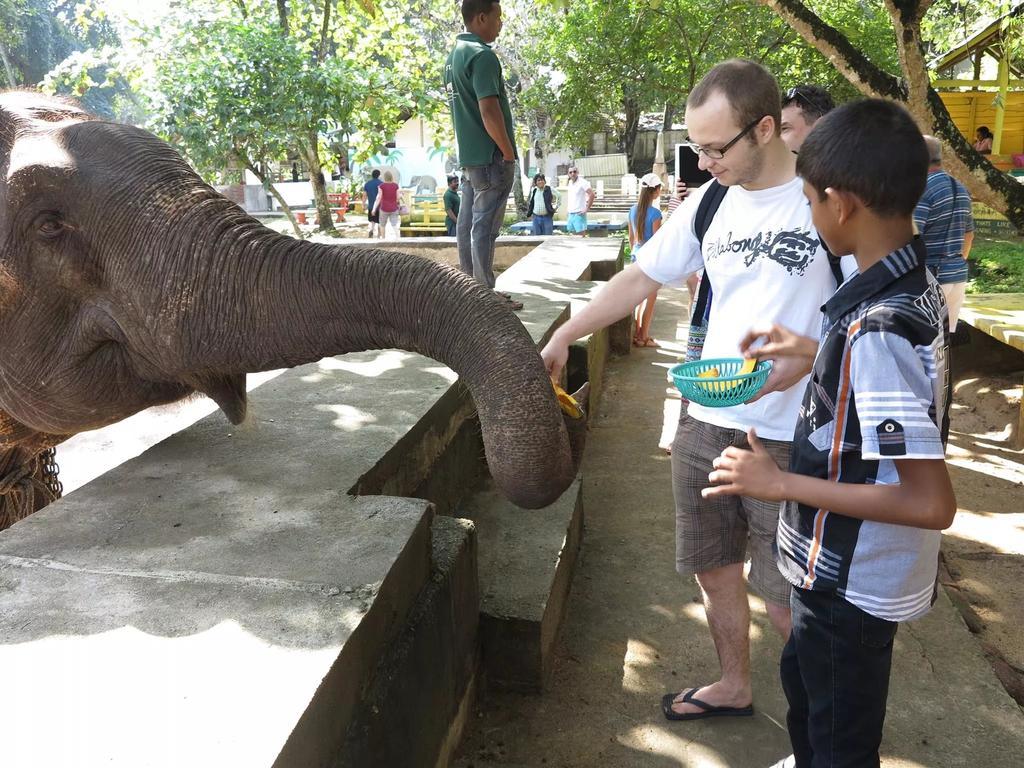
[{"x1": 671, "y1": 411, "x2": 793, "y2": 607}]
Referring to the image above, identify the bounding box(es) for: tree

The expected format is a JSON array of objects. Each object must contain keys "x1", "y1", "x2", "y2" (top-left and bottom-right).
[
  {"x1": 757, "y1": 0, "x2": 1024, "y2": 232},
  {"x1": 1, "y1": 0, "x2": 124, "y2": 114},
  {"x1": 134, "y1": 0, "x2": 450, "y2": 234},
  {"x1": 519, "y1": 0, "x2": 809, "y2": 172},
  {"x1": 149, "y1": 16, "x2": 359, "y2": 235}
]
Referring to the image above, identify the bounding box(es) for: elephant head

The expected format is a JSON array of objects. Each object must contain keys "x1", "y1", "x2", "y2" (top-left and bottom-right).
[{"x1": 0, "y1": 90, "x2": 587, "y2": 510}]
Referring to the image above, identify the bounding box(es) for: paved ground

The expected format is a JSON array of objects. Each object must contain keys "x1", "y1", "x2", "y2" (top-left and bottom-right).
[{"x1": 455, "y1": 287, "x2": 1024, "y2": 768}]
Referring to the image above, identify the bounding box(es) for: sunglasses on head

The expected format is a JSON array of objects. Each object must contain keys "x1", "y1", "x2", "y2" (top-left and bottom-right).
[{"x1": 783, "y1": 87, "x2": 828, "y2": 114}]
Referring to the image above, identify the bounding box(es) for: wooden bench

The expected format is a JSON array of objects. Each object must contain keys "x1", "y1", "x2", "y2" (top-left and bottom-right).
[
  {"x1": 400, "y1": 198, "x2": 452, "y2": 237},
  {"x1": 959, "y1": 293, "x2": 1024, "y2": 445}
]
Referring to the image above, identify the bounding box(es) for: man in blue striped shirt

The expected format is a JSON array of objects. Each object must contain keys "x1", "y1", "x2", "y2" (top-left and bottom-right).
[{"x1": 913, "y1": 136, "x2": 974, "y2": 330}]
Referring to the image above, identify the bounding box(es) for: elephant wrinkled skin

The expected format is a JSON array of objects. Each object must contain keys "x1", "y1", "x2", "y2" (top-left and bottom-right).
[{"x1": 0, "y1": 91, "x2": 587, "y2": 522}]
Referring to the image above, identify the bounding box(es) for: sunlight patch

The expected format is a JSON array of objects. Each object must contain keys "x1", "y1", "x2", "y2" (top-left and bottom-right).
[
  {"x1": 316, "y1": 350, "x2": 413, "y2": 377},
  {"x1": 8, "y1": 135, "x2": 74, "y2": 180},
  {"x1": 619, "y1": 725, "x2": 731, "y2": 766},
  {"x1": 316, "y1": 404, "x2": 377, "y2": 431},
  {"x1": 621, "y1": 638, "x2": 659, "y2": 694}
]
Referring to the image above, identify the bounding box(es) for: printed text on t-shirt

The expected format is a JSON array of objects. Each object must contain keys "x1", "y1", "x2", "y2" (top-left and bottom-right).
[{"x1": 704, "y1": 228, "x2": 821, "y2": 275}]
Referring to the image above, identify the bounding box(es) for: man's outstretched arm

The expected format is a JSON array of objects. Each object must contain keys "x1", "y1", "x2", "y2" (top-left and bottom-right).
[{"x1": 541, "y1": 265, "x2": 662, "y2": 380}]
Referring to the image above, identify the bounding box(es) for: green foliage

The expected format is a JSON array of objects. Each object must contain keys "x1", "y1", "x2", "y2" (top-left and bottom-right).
[
  {"x1": 968, "y1": 236, "x2": 1024, "y2": 294},
  {"x1": 1, "y1": 0, "x2": 119, "y2": 89},
  {"x1": 516, "y1": 0, "x2": 891, "y2": 156},
  {"x1": 774, "y1": 0, "x2": 898, "y2": 101},
  {"x1": 133, "y1": 0, "x2": 452, "y2": 179},
  {"x1": 149, "y1": 16, "x2": 361, "y2": 180}
]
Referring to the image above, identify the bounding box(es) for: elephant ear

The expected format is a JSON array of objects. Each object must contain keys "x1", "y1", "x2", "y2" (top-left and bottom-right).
[{"x1": 188, "y1": 373, "x2": 249, "y2": 425}]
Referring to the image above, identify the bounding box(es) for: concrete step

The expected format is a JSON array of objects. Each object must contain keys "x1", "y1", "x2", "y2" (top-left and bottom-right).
[{"x1": 460, "y1": 476, "x2": 584, "y2": 692}]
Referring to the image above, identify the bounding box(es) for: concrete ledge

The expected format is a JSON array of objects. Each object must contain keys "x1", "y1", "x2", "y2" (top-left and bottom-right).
[
  {"x1": 321, "y1": 236, "x2": 549, "y2": 274},
  {"x1": 469, "y1": 477, "x2": 584, "y2": 692},
  {"x1": 0, "y1": 494, "x2": 433, "y2": 767},
  {"x1": 338, "y1": 516, "x2": 479, "y2": 768}
]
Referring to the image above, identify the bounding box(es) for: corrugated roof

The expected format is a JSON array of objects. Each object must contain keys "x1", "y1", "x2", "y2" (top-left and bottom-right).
[{"x1": 931, "y1": 2, "x2": 1024, "y2": 77}]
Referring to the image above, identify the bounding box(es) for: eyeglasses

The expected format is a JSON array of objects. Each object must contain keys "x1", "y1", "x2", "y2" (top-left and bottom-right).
[
  {"x1": 683, "y1": 116, "x2": 766, "y2": 160},
  {"x1": 783, "y1": 87, "x2": 829, "y2": 115}
]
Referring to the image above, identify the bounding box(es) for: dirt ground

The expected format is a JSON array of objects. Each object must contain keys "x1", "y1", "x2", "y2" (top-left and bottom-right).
[
  {"x1": 453, "y1": 288, "x2": 1024, "y2": 768},
  {"x1": 941, "y1": 369, "x2": 1024, "y2": 699}
]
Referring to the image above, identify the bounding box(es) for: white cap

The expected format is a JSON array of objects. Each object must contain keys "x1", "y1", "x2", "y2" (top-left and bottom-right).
[{"x1": 639, "y1": 172, "x2": 662, "y2": 188}]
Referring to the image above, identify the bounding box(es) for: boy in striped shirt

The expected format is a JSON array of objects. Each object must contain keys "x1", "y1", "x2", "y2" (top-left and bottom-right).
[{"x1": 704, "y1": 99, "x2": 957, "y2": 768}]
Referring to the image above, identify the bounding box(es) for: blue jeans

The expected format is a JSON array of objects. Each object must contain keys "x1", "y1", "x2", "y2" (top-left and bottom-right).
[
  {"x1": 531, "y1": 214, "x2": 553, "y2": 235},
  {"x1": 458, "y1": 150, "x2": 515, "y2": 289},
  {"x1": 445, "y1": 217, "x2": 457, "y2": 237},
  {"x1": 781, "y1": 587, "x2": 898, "y2": 768}
]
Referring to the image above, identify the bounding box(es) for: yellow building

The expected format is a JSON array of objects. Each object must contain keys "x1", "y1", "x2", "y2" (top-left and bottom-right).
[{"x1": 932, "y1": 3, "x2": 1023, "y2": 168}]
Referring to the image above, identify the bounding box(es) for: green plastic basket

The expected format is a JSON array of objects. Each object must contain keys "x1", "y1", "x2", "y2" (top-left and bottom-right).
[{"x1": 669, "y1": 358, "x2": 772, "y2": 407}]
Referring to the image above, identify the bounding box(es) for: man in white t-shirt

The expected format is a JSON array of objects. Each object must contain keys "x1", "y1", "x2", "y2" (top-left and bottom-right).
[
  {"x1": 565, "y1": 166, "x2": 595, "y2": 235},
  {"x1": 542, "y1": 59, "x2": 844, "y2": 724}
]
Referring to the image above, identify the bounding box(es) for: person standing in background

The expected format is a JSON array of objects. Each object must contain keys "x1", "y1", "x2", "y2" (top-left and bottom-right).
[
  {"x1": 527, "y1": 173, "x2": 557, "y2": 235},
  {"x1": 444, "y1": 0, "x2": 523, "y2": 310},
  {"x1": 444, "y1": 175, "x2": 461, "y2": 237},
  {"x1": 914, "y1": 136, "x2": 975, "y2": 331},
  {"x1": 363, "y1": 169, "x2": 383, "y2": 238},
  {"x1": 565, "y1": 166, "x2": 596, "y2": 236},
  {"x1": 628, "y1": 172, "x2": 663, "y2": 347},
  {"x1": 779, "y1": 85, "x2": 834, "y2": 154},
  {"x1": 372, "y1": 170, "x2": 402, "y2": 240}
]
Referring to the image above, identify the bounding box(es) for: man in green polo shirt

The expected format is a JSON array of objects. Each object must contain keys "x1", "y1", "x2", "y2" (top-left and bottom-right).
[{"x1": 444, "y1": 0, "x2": 522, "y2": 310}]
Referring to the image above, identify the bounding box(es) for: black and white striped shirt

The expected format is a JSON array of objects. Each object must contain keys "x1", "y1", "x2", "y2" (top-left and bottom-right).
[{"x1": 776, "y1": 238, "x2": 951, "y2": 621}]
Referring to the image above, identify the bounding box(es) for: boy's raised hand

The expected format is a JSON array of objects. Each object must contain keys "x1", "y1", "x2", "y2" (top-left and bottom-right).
[
  {"x1": 703, "y1": 428, "x2": 786, "y2": 501},
  {"x1": 740, "y1": 323, "x2": 819, "y2": 402}
]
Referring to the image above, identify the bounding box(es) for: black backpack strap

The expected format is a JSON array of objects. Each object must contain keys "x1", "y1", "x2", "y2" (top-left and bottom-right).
[
  {"x1": 826, "y1": 248, "x2": 845, "y2": 286},
  {"x1": 690, "y1": 181, "x2": 728, "y2": 325},
  {"x1": 694, "y1": 180, "x2": 728, "y2": 243}
]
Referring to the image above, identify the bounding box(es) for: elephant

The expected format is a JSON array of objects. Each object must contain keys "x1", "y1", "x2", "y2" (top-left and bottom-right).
[{"x1": 0, "y1": 90, "x2": 588, "y2": 528}]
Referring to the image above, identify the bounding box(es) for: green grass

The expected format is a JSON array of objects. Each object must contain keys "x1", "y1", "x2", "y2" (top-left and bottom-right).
[{"x1": 968, "y1": 235, "x2": 1024, "y2": 294}]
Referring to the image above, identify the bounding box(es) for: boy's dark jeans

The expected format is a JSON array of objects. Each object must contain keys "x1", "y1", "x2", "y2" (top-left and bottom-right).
[{"x1": 782, "y1": 587, "x2": 898, "y2": 768}]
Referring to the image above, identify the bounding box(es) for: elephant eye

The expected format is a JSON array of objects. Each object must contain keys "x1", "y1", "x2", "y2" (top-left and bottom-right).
[{"x1": 35, "y1": 212, "x2": 66, "y2": 240}]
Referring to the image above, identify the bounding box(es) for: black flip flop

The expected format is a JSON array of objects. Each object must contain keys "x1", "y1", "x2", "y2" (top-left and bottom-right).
[{"x1": 661, "y1": 689, "x2": 754, "y2": 721}]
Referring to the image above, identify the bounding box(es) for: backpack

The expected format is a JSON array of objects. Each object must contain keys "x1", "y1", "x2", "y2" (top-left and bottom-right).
[{"x1": 684, "y1": 180, "x2": 845, "y2": 362}]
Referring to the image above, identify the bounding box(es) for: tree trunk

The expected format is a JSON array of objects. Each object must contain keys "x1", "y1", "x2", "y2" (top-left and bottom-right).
[
  {"x1": 0, "y1": 40, "x2": 18, "y2": 88},
  {"x1": 621, "y1": 96, "x2": 641, "y2": 174},
  {"x1": 513, "y1": 159, "x2": 527, "y2": 218},
  {"x1": 276, "y1": 0, "x2": 289, "y2": 35},
  {"x1": 317, "y1": 0, "x2": 334, "y2": 63},
  {"x1": 244, "y1": 157, "x2": 302, "y2": 237},
  {"x1": 758, "y1": 0, "x2": 1024, "y2": 234},
  {"x1": 663, "y1": 103, "x2": 675, "y2": 133},
  {"x1": 301, "y1": 132, "x2": 339, "y2": 235}
]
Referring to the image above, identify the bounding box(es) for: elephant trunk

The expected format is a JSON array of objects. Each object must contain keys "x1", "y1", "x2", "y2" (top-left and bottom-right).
[{"x1": 162, "y1": 225, "x2": 585, "y2": 509}]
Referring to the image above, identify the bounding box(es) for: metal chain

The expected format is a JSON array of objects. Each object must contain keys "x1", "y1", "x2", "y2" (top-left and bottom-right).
[
  {"x1": 0, "y1": 448, "x2": 62, "y2": 531},
  {"x1": 39, "y1": 447, "x2": 63, "y2": 499}
]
